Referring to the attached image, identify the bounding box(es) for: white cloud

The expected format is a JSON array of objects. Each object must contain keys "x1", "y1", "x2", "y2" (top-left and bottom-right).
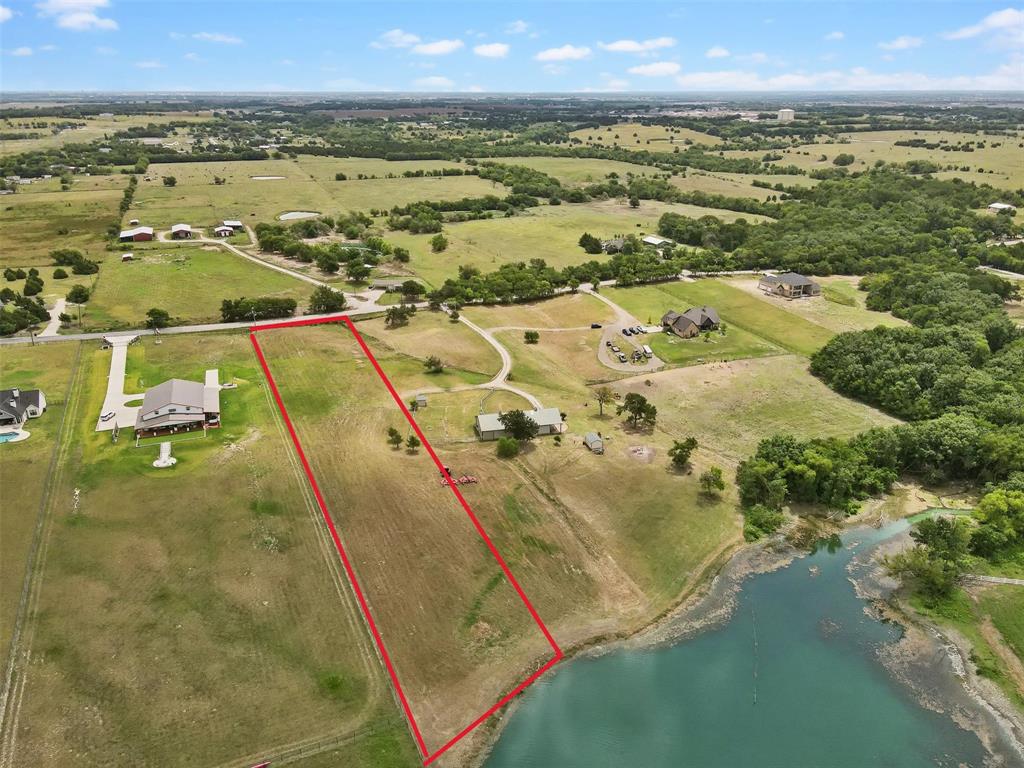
[
  {"x1": 0, "y1": 6, "x2": 12, "y2": 23},
  {"x1": 473, "y1": 42, "x2": 509, "y2": 58},
  {"x1": 878, "y1": 35, "x2": 923, "y2": 50},
  {"x1": 673, "y1": 59, "x2": 1022, "y2": 90},
  {"x1": 705, "y1": 46, "x2": 730, "y2": 58},
  {"x1": 628, "y1": 61, "x2": 681, "y2": 76},
  {"x1": 183, "y1": 52, "x2": 204, "y2": 62},
  {"x1": 943, "y1": 8, "x2": 1024, "y2": 47},
  {"x1": 35, "y1": 0, "x2": 117, "y2": 31},
  {"x1": 535, "y1": 44, "x2": 590, "y2": 61},
  {"x1": 134, "y1": 60, "x2": 164, "y2": 69},
  {"x1": 599, "y1": 37, "x2": 675, "y2": 54},
  {"x1": 9, "y1": 46, "x2": 33, "y2": 56},
  {"x1": 505, "y1": 20, "x2": 529, "y2": 34},
  {"x1": 39, "y1": 43, "x2": 58, "y2": 51},
  {"x1": 737, "y1": 51, "x2": 771, "y2": 64},
  {"x1": 411, "y1": 38, "x2": 463, "y2": 55},
  {"x1": 824, "y1": 31, "x2": 845, "y2": 41},
  {"x1": 371, "y1": 28, "x2": 420, "y2": 49},
  {"x1": 94, "y1": 44, "x2": 116, "y2": 54},
  {"x1": 413, "y1": 75, "x2": 455, "y2": 89},
  {"x1": 192, "y1": 32, "x2": 242, "y2": 44}
]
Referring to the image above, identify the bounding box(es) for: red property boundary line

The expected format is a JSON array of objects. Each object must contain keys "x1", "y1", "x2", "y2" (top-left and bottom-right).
[{"x1": 249, "y1": 314, "x2": 563, "y2": 765}]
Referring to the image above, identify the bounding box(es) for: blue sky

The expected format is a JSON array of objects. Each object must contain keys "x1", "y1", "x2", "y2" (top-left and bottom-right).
[{"x1": 1, "y1": 1, "x2": 1021, "y2": 92}]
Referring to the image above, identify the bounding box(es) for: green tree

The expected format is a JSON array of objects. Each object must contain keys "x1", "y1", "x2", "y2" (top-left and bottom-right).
[
  {"x1": 617, "y1": 392, "x2": 656, "y2": 428},
  {"x1": 524, "y1": 330, "x2": 540, "y2": 344},
  {"x1": 162, "y1": 175, "x2": 177, "y2": 187},
  {"x1": 346, "y1": 262, "x2": 371, "y2": 282},
  {"x1": 308, "y1": 285, "x2": 346, "y2": 314},
  {"x1": 430, "y1": 233, "x2": 448, "y2": 252},
  {"x1": 700, "y1": 466, "x2": 726, "y2": 496},
  {"x1": 578, "y1": 232, "x2": 603, "y2": 254},
  {"x1": 669, "y1": 437, "x2": 698, "y2": 470},
  {"x1": 594, "y1": 385, "x2": 615, "y2": 416},
  {"x1": 832, "y1": 153, "x2": 855, "y2": 167},
  {"x1": 406, "y1": 434, "x2": 421, "y2": 452},
  {"x1": 401, "y1": 280, "x2": 424, "y2": 299},
  {"x1": 496, "y1": 436, "x2": 520, "y2": 458},
  {"x1": 884, "y1": 516, "x2": 972, "y2": 601},
  {"x1": 424, "y1": 355, "x2": 444, "y2": 374},
  {"x1": 971, "y1": 489, "x2": 1024, "y2": 557},
  {"x1": 52, "y1": 267, "x2": 68, "y2": 279},
  {"x1": 387, "y1": 426, "x2": 403, "y2": 449},
  {"x1": 66, "y1": 284, "x2": 90, "y2": 304},
  {"x1": 498, "y1": 410, "x2": 540, "y2": 442},
  {"x1": 145, "y1": 307, "x2": 171, "y2": 329}
]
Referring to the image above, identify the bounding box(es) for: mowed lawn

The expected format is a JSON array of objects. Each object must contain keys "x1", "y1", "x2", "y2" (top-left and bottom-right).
[
  {"x1": 389, "y1": 199, "x2": 772, "y2": 288},
  {"x1": 80, "y1": 244, "x2": 313, "y2": 329},
  {"x1": 0, "y1": 342, "x2": 80, "y2": 661},
  {"x1": 463, "y1": 292, "x2": 615, "y2": 329},
  {"x1": 130, "y1": 157, "x2": 499, "y2": 229},
  {"x1": 9, "y1": 333, "x2": 418, "y2": 767},
  {"x1": 606, "y1": 279, "x2": 836, "y2": 358},
  {"x1": 0, "y1": 175, "x2": 128, "y2": 266}
]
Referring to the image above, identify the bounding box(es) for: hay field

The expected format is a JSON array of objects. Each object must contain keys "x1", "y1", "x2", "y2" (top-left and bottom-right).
[
  {"x1": 463, "y1": 293, "x2": 614, "y2": 330},
  {"x1": 670, "y1": 170, "x2": 817, "y2": 200},
  {"x1": 568, "y1": 122, "x2": 722, "y2": 151},
  {"x1": 489, "y1": 156, "x2": 659, "y2": 185},
  {"x1": 7, "y1": 333, "x2": 417, "y2": 767}
]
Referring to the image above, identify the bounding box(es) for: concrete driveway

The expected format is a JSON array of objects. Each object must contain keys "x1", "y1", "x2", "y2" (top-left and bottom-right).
[
  {"x1": 95, "y1": 334, "x2": 142, "y2": 432},
  {"x1": 584, "y1": 287, "x2": 665, "y2": 374}
]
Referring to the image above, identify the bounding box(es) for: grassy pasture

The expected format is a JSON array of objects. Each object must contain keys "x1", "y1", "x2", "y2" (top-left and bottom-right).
[
  {"x1": 720, "y1": 130, "x2": 1024, "y2": 189},
  {"x1": 0, "y1": 341, "x2": 80, "y2": 660},
  {"x1": 10, "y1": 332, "x2": 417, "y2": 766},
  {"x1": 0, "y1": 112, "x2": 213, "y2": 157},
  {"x1": 670, "y1": 170, "x2": 817, "y2": 200},
  {"x1": 606, "y1": 278, "x2": 835, "y2": 358},
  {"x1": 80, "y1": 244, "x2": 312, "y2": 329},
  {"x1": 725, "y1": 275, "x2": 909, "y2": 334},
  {"x1": 463, "y1": 293, "x2": 614, "y2": 329},
  {"x1": 0, "y1": 178, "x2": 128, "y2": 266},
  {"x1": 130, "y1": 158, "x2": 499, "y2": 230},
  {"x1": 254, "y1": 324, "x2": 566, "y2": 753},
  {"x1": 488, "y1": 156, "x2": 659, "y2": 185},
  {"x1": 568, "y1": 122, "x2": 722, "y2": 151},
  {"x1": 388, "y1": 199, "x2": 772, "y2": 288}
]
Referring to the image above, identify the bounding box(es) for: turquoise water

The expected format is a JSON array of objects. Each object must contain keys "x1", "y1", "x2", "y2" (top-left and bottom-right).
[
  {"x1": 485, "y1": 523, "x2": 991, "y2": 768},
  {"x1": 0, "y1": 432, "x2": 19, "y2": 443}
]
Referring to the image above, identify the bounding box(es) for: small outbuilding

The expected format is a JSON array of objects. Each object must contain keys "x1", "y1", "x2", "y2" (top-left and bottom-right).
[
  {"x1": 988, "y1": 202, "x2": 1017, "y2": 213},
  {"x1": 662, "y1": 306, "x2": 721, "y2": 338},
  {"x1": 213, "y1": 225, "x2": 234, "y2": 237},
  {"x1": 583, "y1": 432, "x2": 604, "y2": 454},
  {"x1": 415, "y1": 394, "x2": 428, "y2": 409},
  {"x1": 170, "y1": 223, "x2": 193, "y2": 239},
  {"x1": 121, "y1": 253, "x2": 134, "y2": 262},
  {"x1": 475, "y1": 407, "x2": 564, "y2": 441},
  {"x1": 222, "y1": 219, "x2": 244, "y2": 231},
  {"x1": 758, "y1": 272, "x2": 821, "y2": 299},
  {"x1": 642, "y1": 234, "x2": 674, "y2": 248},
  {"x1": 119, "y1": 226, "x2": 154, "y2": 242}
]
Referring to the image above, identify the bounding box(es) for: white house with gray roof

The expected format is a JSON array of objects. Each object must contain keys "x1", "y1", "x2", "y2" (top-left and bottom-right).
[{"x1": 475, "y1": 407, "x2": 563, "y2": 441}]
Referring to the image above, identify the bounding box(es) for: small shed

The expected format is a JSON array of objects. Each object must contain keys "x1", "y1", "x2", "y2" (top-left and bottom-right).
[
  {"x1": 642, "y1": 234, "x2": 673, "y2": 248},
  {"x1": 170, "y1": 223, "x2": 193, "y2": 239},
  {"x1": 129, "y1": 218, "x2": 140, "y2": 225},
  {"x1": 213, "y1": 225, "x2": 233, "y2": 237},
  {"x1": 121, "y1": 253, "x2": 134, "y2": 262},
  {"x1": 223, "y1": 219, "x2": 244, "y2": 231},
  {"x1": 584, "y1": 432, "x2": 604, "y2": 454},
  {"x1": 988, "y1": 202, "x2": 1017, "y2": 213},
  {"x1": 415, "y1": 394, "x2": 427, "y2": 408}
]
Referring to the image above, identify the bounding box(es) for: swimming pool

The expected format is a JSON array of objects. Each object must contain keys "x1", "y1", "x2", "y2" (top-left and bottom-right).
[{"x1": 0, "y1": 432, "x2": 19, "y2": 443}]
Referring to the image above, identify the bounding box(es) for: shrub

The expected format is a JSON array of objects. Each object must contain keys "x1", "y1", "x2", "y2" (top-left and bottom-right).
[{"x1": 496, "y1": 437, "x2": 520, "y2": 458}]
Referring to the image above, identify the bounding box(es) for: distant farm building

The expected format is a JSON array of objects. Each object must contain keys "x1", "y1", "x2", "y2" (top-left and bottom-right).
[
  {"x1": 121, "y1": 253, "x2": 134, "y2": 262},
  {"x1": 758, "y1": 272, "x2": 821, "y2": 299},
  {"x1": 222, "y1": 219, "x2": 244, "y2": 231},
  {"x1": 128, "y1": 218, "x2": 140, "y2": 225},
  {"x1": 642, "y1": 234, "x2": 674, "y2": 249},
  {"x1": 134, "y1": 371, "x2": 221, "y2": 438},
  {"x1": 662, "y1": 306, "x2": 720, "y2": 338},
  {"x1": 601, "y1": 237, "x2": 626, "y2": 254},
  {"x1": 119, "y1": 226, "x2": 154, "y2": 242},
  {"x1": 0, "y1": 388, "x2": 46, "y2": 431},
  {"x1": 475, "y1": 407, "x2": 564, "y2": 441},
  {"x1": 777, "y1": 108, "x2": 795, "y2": 122},
  {"x1": 170, "y1": 223, "x2": 193, "y2": 239},
  {"x1": 213, "y1": 225, "x2": 234, "y2": 237},
  {"x1": 988, "y1": 202, "x2": 1017, "y2": 213},
  {"x1": 370, "y1": 278, "x2": 408, "y2": 291},
  {"x1": 583, "y1": 432, "x2": 604, "y2": 454}
]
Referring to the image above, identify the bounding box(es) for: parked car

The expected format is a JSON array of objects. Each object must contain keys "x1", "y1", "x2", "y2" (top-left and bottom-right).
[
  {"x1": 611, "y1": 345, "x2": 621, "y2": 353},
  {"x1": 101, "y1": 411, "x2": 116, "y2": 422},
  {"x1": 591, "y1": 323, "x2": 602, "y2": 329},
  {"x1": 622, "y1": 328, "x2": 632, "y2": 336},
  {"x1": 617, "y1": 353, "x2": 628, "y2": 363},
  {"x1": 605, "y1": 340, "x2": 613, "y2": 347},
  {"x1": 633, "y1": 326, "x2": 644, "y2": 334}
]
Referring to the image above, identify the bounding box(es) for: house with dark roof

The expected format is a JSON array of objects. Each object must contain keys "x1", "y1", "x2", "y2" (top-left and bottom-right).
[
  {"x1": 758, "y1": 272, "x2": 821, "y2": 299},
  {"x1": 661, "y1": 306, "x2": 721, "y2": 338},
  {"x1": 0, "y1": 388, "x2": 47, "y2": 430},
  {"x1": 134, "y1": 372, "x2": 221, "y2": 438}
]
